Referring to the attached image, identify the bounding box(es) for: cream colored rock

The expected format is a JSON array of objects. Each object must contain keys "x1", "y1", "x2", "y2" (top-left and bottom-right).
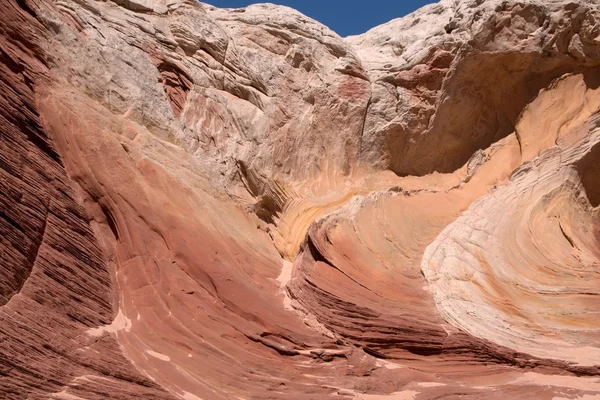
[
  {"x1": 346, "y1": 0, "x2": 600, "y2": 175},
  {"x1": 3, "y1": 0, "x2": 600, "y2": 399},
  {"x1": 43, "y1": 0, "x2": 371, "y2": 207},
  {"x1": 421, "y1": 74, "x2": 600, "y2": 366}
]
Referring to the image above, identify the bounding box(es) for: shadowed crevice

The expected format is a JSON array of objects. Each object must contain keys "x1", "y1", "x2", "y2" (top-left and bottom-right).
[
  {"x1": 577, "y1": 142, "x2": 600, "y2": 207},
  {"x1": 157, "y1": 61, "x2": 192, "y2": 119}
]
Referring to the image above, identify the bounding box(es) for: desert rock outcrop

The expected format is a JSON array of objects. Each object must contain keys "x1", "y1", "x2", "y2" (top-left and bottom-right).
[{"x1": 1, "y1": 0, "x2": 600, "y2": 399}]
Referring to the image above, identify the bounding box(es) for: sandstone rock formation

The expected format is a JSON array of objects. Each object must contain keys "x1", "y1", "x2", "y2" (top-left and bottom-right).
[{"x1": 1, "y1": 0, "x2": 600, "y2": 399}]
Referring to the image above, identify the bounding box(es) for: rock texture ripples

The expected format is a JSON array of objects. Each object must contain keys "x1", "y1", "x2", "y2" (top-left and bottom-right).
[{"x1": 1, "y1": 0, "x2": 600, "y2": 399}]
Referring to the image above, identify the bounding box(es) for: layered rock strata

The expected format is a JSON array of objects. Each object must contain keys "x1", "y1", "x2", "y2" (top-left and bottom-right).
[{"x1": 1, "y1": 0, "x2": 600, "y2": 399}]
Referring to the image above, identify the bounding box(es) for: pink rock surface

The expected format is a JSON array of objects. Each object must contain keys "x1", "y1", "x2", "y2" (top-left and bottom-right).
[{"x1": 1, "y1": 0, "x2": 600, "y2": 399}]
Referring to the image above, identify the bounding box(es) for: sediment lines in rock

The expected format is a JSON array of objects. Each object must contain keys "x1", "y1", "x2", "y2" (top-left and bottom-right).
[{"x1": 1, "y1": 0, "x2": 600, "y2": 399}]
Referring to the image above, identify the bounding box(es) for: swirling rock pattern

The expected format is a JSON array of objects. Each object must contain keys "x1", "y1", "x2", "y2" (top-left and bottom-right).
[{"x1": 1, "y1": 0, "x2": 600, "y2": 399}]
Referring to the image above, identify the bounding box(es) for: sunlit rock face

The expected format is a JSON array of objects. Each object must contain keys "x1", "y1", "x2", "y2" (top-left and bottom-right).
[{"x1": 1, "y1": 0, "x2": 600, "y2": 399}]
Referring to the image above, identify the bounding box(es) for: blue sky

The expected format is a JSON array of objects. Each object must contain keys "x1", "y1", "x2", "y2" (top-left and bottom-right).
[{"x1": 205, "y1": 0, "x2": 436, "y2": 36}]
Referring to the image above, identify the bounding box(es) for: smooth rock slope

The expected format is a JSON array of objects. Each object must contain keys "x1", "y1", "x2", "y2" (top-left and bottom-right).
[{"x1": 1, "y1": 0, "x2": 599, "y2": 399}]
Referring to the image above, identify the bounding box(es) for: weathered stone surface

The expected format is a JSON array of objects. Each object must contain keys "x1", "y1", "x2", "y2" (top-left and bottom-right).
[
  {"x1": 1, "y1": 0, "x2": 600, "y2": 399},
  {"x1": 347, "y1": 0, "x2": 600, "y2": 176},
  {"x1": 0, "y1": 2, "x2": 178, "y2": 399}
]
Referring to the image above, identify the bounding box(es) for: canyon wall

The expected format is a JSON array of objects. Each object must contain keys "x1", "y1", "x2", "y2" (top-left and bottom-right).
[{"x1": 1, "y1": 0, "x2": 600, "y2": 399}]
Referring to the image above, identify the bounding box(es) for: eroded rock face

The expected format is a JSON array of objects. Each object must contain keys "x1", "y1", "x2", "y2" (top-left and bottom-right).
[
  {"x1": 1, "y1": 0, "x2": 600, "y2": 399},
  {"x1": 347, "y1": 0, "x2": 600, "y2": 176}
]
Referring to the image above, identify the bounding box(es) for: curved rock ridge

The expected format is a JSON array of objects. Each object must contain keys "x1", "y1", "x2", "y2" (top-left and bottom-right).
[
  {"x1": 1, "y1": 0, "x2": 600, "y2": 399},
  {"x1": 422, "y1": 73, "x2": 600, "y2": 368},
  {"x1": 347, "y1": 0, "x2": 600, "y2": 176}
]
